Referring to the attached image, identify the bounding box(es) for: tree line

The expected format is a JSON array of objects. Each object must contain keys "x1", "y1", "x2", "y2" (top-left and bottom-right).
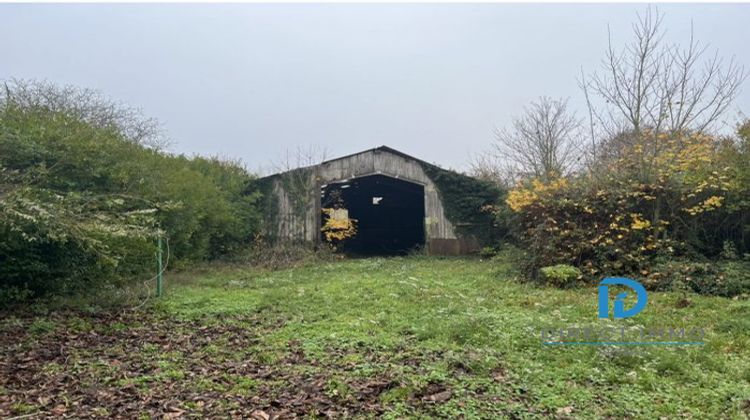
[{"x1": 0, "y1": 80, "x2": 262, "y2": 304}]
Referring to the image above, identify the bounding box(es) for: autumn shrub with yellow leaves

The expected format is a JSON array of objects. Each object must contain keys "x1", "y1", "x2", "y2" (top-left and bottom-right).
[
  {"x1": 321, "y1": 208, "x2": 358, "y2": 248},
  {"x1": 506, "y1": 128, "x2": 750, "y2": 295},
  {"x1": 507, "y1": 174, "x2": 680, "y2": 281}
]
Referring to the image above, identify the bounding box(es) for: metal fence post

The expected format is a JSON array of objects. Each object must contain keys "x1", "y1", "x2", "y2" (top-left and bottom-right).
[{"x1": 156, "y1": 235, "x2": 163, "y2": 297}]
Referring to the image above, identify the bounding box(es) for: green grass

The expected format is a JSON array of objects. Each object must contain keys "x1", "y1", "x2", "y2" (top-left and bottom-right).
[
  {"x1": 2, "y1": 256, "x2": 748, "y2": 418},
  {"x1": 156, "y1": 256, "x2": 750, "y2": 418}
]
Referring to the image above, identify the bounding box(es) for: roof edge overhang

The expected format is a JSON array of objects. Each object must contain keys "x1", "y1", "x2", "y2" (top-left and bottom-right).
[{"x1": 257, "y1": 145, "x2": 438, "y2": 181}]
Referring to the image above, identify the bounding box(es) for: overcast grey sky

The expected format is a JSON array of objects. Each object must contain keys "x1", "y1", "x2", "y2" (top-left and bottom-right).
[{"x1": 2, "y1": 4, "x2": 749, "y2": 174}]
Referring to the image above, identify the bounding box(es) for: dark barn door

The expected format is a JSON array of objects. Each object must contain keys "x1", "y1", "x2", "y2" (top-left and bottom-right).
[{"x1": 321, "y1": 174, "x2": 425, "y2": 255}]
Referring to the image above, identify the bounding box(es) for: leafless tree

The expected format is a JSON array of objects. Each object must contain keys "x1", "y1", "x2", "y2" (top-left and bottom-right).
[
  {"x1": 271, "y1": 144, "x2": 328, "y2": 173},
  {"x1": 468, "y1": 153, "x2": 513, "y2": 187},
  {"x1": 1, "y1": 79, "x2": 168, "y2": 149},
  {"x1": 267, "y1": 145, "x2": 329, "y2": 241},
  {"x1": 582, "y1": 7, "x2": 746, "y2": 141},
  {"x1": 479, "y1": 97, "x2": 583, "y2": 183}
]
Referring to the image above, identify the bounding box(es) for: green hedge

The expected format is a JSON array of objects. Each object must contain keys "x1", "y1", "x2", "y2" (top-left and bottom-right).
[{"x1": 0, "y1": 84, "x2": 262, "y2": 302}]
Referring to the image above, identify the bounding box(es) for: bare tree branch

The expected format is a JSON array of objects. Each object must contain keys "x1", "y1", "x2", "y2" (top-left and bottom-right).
[
  {"x1": 272, "y1": 144, "x2": 328, "y2": 173},
  {"x1": 478, "y1": 97, "x2": 583, "y2": 182},
  {"x1": 0, "y1": 79, "x2": 169, "y2": 149},
  {"x1": 583, "y1": 6, "x2": 746, "y2": 144}
]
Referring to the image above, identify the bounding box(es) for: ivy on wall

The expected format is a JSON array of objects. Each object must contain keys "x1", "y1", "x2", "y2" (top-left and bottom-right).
[
  {"x1": 279, "y1": 167, "x2": 315, "y2": 219},
  {"x1": 419, "y1": 162, "x2": 506, "y2": 245},
  {"x1": 248, "y1": 167, "x2": 316, "y2": 242},
  {"x1": 248, "y1": 176, "x2": 280, "y2": 241}
]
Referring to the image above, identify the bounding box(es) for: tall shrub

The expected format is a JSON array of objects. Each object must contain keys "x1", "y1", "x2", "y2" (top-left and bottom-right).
[
  {"x1": 0, "y1": 81, "x2": 262, "y2": 302},
  {"x1": 507, "y1": 129, "x2": 747, "y2": 289}
]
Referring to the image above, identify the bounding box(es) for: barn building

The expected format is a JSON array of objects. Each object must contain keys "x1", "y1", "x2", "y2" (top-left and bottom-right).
[{"x1": 253, "y1": 146, "x2": 501, "y2": 255}]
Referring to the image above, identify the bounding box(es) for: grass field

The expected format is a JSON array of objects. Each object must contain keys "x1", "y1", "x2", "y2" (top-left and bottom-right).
[{"x1": 2, "y1": 256, "x2": 749, "y2": 418}]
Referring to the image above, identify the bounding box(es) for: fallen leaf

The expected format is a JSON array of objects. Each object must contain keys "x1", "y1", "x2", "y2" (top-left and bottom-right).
[
  {"x1": 557, "y1": 406, "x2": 574, "y2": 415},
  {"x1": 251, "y1": 409, "x2": 270, "y2": 420},
  {"x1": 425, "y1": 390, "x2": 452, "y2": 403}
]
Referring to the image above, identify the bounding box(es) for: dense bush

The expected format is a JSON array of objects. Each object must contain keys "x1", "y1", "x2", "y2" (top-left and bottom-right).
[
  {"x1": 540, "y1": 264, "x2": 581, "y2": 287},
  {"x1": 419, "y1": 162, "x2": 508, "y2": 245},
  {"x1": 644, "y1": 258, "x2": 750, "y2": 297},
  {"x1": 0, "y1": 81, "x2": 261, "y2": 302},
  {"x1": 505, "y1": 127, "x2": 750, "y2": 295}
]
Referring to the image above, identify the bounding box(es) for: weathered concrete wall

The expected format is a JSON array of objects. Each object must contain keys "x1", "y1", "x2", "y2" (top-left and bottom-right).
[{"x1": 264, "y1": 148, "x2": 481, "y2": 254}]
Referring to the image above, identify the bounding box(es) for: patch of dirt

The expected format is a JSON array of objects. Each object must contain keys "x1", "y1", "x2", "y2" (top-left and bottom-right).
[{"x1": 0, "y1": 311, "x2": 395, "y2": 418}]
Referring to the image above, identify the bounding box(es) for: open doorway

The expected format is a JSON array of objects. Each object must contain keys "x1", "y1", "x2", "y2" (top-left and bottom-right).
[{"x1": 321, "y1": 174, "x2": 425, "y2": 255}]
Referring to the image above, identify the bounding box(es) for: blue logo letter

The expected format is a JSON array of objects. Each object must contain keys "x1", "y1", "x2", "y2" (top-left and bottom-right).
[{"x1": 598, "y1": 277, "x2": 647, "y2": 319}]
